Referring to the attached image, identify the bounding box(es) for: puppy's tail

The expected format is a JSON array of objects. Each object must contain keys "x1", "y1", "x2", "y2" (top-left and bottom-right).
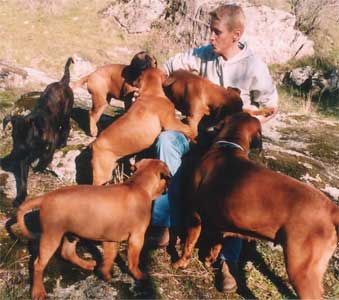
[
  {"x1": 16, "y1": 196, "x2": 43, "y2": 239},
  {"x1": 60, "y1": 57, "x2": 74, "y2": 85}
]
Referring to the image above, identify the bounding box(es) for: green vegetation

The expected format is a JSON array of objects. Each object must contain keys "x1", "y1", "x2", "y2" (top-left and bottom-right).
[{"x1": 0, "y1": 1, "x2": 338, "y2": 299}]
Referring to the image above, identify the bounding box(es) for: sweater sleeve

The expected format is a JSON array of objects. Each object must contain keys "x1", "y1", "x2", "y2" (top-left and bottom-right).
[
  {"x1": 163, "y1": 48, "x2": 202, "y2": 75},
  {"x1": 249, "y1": 59, "x2": 278, "y2": 108}
]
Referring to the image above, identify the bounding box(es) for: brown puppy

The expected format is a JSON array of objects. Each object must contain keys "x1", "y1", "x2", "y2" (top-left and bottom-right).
[
  {"x1": 173, "y1": 112, "x2": 339, "y2": 300},
  {"x1": 72, "y1": 51, "x2": 157, "y2": 136},
  {"x1": 17, "y1": 158, "x2": 171, "y2": 300},
  {"x1": 163, "y1": 69, "x2": 278, "y2": 135},
  {"x1": 163, "y1": 69, "x2": 243, "y2": 137},
  {"x1": 91, "y1": 68, "x2": 195, "y2": 186}
]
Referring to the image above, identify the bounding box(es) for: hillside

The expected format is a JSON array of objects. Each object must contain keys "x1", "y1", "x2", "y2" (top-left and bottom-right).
[{"x1": 0, "y1": 1, "x2": 338, "y2": 299}]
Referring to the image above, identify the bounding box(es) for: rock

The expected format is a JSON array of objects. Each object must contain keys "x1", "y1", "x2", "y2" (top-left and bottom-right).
[
  {"x1": 100, "y1": 0, "x2": 167, "y2": 33},
  {"x1": 71, "y1": 54, "x2": 96, "y2": 81},
  {"x1": 0, "y1": 60, "x2": 28, "y2": 90},
  {"x1": 50, "y1": 275, "x2": 119, "y2": 300},
  {"x1": 49, "y1": 150, "x2": 81, "y2": 184},
  {"x1": 163, "y1": 0, "x2": 314, "y2": 64},
  {"x1": 242, "y1": 4, "x2": 314, "y2": 64},
  {"x1": 283, "y1": 66, "x2": 339, "y2": 95},
  {"x1": 328, "y1": 69, "x2": 339, "y2": 91},
  {"x1": 0, "y1": 167, "x2": 17, "y2": 200},
  {"x1": 24, "y1": 67, "x2": 56, "y2": 86}
]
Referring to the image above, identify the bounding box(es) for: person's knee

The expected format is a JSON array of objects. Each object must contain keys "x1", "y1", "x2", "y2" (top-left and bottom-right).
[{"x1": 156, "y1": 131, "x2": 189, "y2": 155}]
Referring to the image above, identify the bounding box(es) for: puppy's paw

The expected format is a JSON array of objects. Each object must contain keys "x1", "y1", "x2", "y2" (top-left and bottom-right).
[
  {"x1": 32, "y1": 287, "x2": 47, "y2": 300},
  {"x1": 81, "y1": 259, "x2": 96, "y2": 271},
  {"x1": 172, "y1": 258, "x2": 189, "y2": 270},
  {"x1": 132, "y1": 270, "x2": 147, "y2": 281}
]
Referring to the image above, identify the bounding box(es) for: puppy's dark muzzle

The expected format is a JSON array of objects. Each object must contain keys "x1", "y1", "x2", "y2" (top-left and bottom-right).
[{"x1": 161, "y1": 173, "x2": 172, "y2": 194}]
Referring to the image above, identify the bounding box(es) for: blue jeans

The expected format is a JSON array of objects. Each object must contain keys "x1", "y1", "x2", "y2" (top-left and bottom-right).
[
  {"x1": 151, "y1": 131, "x2": 190, "y2": 227},
  {"x1": 151, "y1": 130, "x2": 242, "y2": 262}
]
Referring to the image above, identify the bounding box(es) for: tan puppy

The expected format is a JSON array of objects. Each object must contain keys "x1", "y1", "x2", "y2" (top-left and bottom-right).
[
  {"x1": 72, "y1": 51, "x2": 157, "y2": 136},
  {"x1": 173, "y1": 112, "x2": 339, "y2": 300},
  {"x1": 163, "y1": 69, "x2": 243, "y2": 137},
  {"x1": 17, "y1": 158, "x2": 171, "y2": 300},
  {"x1": 91, "y1": 68, "x2": 195, "y2": 186},
  {"x1": 163, "y1": 69, "x2": 278, "y2": 135}
]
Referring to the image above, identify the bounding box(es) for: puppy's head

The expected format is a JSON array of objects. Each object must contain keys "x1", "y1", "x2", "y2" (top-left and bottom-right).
[
  {"x1": 130, "y1": 51, "x2": 157, "y2": 73},
  {"x1": 4, "y1": 115, "x2": 35, "y2": 159},
  {"x1": 4, "y1": 114, "x2": 47, "y2": 160},
  {"x1": 217, "y1": 112, "x2": 262, "y2": 152},
  {"x1": 133, "y1": 68, "x2": 166, "y2": 90},
  {"x1": 131, "y1": 159, "x2": 172, "y2": 198}
]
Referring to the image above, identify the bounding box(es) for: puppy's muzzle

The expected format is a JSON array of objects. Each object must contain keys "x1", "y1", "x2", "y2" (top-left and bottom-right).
[{"x1": 161, "y1": 173, "x2": 172, "y2": 194}]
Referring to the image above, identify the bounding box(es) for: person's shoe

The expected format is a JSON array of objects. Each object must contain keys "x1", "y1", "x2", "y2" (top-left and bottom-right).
[
  {"x1": 145, "y1": 226, "x2": 170, "y2": 248},
  {"x1": 217, "y1": 260, "x2": 237, "y2": 292}
]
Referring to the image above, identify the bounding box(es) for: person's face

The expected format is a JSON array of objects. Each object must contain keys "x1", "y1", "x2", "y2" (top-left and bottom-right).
[{"x1": 210, "y1": 19, "x2": 240, "y2": 57}]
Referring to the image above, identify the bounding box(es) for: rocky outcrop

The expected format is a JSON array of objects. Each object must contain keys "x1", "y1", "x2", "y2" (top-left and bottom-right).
[
  {"x1": 283, "y1": 66, "x2": 339, "y2": 94},
  {"x1": 0, "y1": 61, "x2": 28, "y2": 90},
  {"x1": 100, "y1": 0, "x2": 167, "y2": 33},
  {"x1": 101, "y1": 0, "x2": 315, "y2": 64}
]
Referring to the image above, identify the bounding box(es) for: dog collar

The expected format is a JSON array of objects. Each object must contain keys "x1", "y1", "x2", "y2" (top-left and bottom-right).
[{"x1": 213, "y1": 140, "x2": 244, "y2": 151}]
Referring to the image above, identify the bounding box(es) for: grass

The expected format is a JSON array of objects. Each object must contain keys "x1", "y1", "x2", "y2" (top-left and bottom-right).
[
  {"x1": 0, "y1": 1, "x2": 338, "y2": 299},
  {"x1": 0, "y1": 0, "x2": 182, "y2": 77}
]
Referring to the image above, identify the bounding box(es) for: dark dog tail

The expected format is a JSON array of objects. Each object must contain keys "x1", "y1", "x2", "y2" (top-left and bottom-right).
[
  {"x1": 60, "y1": 57, "x2": 74, "y2": 85},
  {"x1": 16, "y1": 196, "x2": 43, "y2": 239},
  {"x1": 332, "y1": 203, "x2": 339, "y2": 227}
]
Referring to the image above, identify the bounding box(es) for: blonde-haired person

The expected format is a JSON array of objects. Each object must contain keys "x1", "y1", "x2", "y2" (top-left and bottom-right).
[{"x1": 149, "y1": 4, "x2": 278, "y2": 292}]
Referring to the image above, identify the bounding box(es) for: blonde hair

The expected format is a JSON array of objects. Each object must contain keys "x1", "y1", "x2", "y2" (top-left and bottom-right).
[{"x1": 210, "y1": 4, "x2": 245, "y2": 34}]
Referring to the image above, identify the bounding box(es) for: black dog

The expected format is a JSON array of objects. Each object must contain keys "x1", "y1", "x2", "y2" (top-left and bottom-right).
[{"x1": 2, "y1": 57, "x2": 74, "y2": 206}]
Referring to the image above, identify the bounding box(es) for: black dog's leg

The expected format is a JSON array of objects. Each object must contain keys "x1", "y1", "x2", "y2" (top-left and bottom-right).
[
  {"x1": 34, "y1": 142, "x2": 56, "y2": 172},
  {"x1": 57, "y1": 117, "x2": 71, "y2": 149},
  {"x1": 13, "y1": 159, "x2": 30, "y2": 207}
]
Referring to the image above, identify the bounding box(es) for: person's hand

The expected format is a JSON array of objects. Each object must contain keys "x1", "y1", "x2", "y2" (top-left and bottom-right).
[
  {"x1": 256, "y1": 107, "x2": 278, "y2": 123},
  {"x1": 243, "y1": 107, "x2": 278, "y2": 123}
]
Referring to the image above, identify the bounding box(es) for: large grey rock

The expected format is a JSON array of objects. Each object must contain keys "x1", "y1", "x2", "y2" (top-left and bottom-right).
[
  {"x1": 165, "y1": 0, "x2": 314, "y2": 64},
  {"x1": 0, "y1": 61, "x2": 28, "y2": 90},
  {"x1": 100, "y1": 0, "x2": 167, "y2": 33}
]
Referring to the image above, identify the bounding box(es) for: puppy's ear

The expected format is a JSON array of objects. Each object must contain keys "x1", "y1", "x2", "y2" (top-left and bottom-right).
[
  {"x1": 160, "y1": 164, "x2": 172, "y2": 185},
  {"x1": 149, "y1": 54, "x2": 158, "y2": 68},
  {"x1": 228, "y1": 87, "x2": 241, "y2": 95},
  {"x1": 163, "y1": 74, "x2": 176, "y2": 87},
  {"x1": 250, "y1": 127, "x2": 263, "y2": 150}
]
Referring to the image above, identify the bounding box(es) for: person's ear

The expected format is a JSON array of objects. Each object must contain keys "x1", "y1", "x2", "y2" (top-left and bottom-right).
[{"x1": 232, "y1": 30, "x2": 241, "y2": 43}]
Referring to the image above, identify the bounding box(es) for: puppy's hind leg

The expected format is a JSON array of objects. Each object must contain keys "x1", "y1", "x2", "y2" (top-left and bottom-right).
[
  {"x1": 91, "y1": 148, "x2": 117, "y2": 185},
  {"x1": 284, "y1": 226, "x2": 337, "y2": 299},
  {"x1": 127, "y1": 233, "x2": 146, "y2": 280},
  {"x1": 32, "y1": 231, "x2": 63, "y2": 300},
  {"x1": 14, "y1": 158, "x2": 30, "y2": 207},
  {"x1": 89, "y1": 92, "x2": 108, "y2": 137},
  {"x1": 61, "y1": 236, "x2": 96, "y2": 271},
  {"x1": 173, "y1": 211, "x2": 202, "y2": 269},
  {"x1": 99, "y1": 241, "x2": 119, "y2": 281}
]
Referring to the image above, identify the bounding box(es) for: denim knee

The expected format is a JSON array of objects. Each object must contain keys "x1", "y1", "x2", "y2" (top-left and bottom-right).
[
  {"x1": 152, "y1": 131, "x2": 189, "y2": 227},
  {"x1": 155, "y1": 131, "x2": 190, "y2": 175}
]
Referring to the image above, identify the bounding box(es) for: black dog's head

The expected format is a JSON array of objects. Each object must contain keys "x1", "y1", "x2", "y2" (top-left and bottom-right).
[{"x1": 3, "y1": 114, "x2": 46, "y2": 161}]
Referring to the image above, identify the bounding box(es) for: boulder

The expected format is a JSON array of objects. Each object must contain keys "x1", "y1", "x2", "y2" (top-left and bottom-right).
[
  {"x1": 0, "y1": 61, "x2": 28, "y2": 90},
  {"x1": 100, "y1": 0, "x2": 167, "y2": 33},
  {"x1": 164, "y1": 0, "x2": 315, "y2": 64}
]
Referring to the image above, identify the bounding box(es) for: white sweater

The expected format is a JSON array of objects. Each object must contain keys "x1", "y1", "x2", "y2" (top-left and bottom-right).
[{"x1": 164, "y1": 43, "x2": 278, "y2": 110}]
